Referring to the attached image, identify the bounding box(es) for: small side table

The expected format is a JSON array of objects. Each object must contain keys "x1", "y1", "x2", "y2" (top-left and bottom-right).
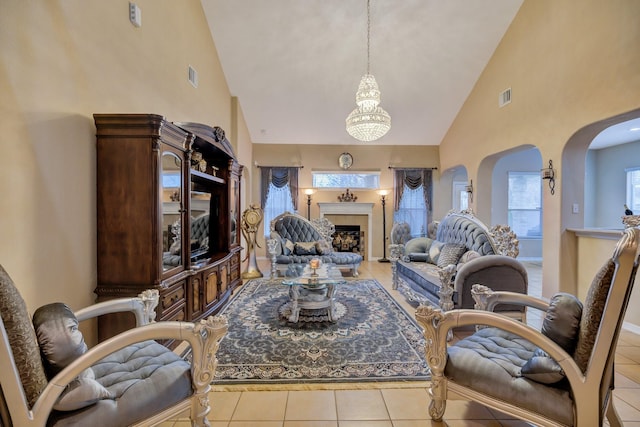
[{"x1": 281, "y1": 277, "x2": 346, "y2": 323}]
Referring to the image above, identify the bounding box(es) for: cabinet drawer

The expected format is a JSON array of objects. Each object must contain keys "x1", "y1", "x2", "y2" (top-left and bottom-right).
[
  {"x1": 230, "y1": 263, "x2": 240, "y2": 282},
  {"x1": 230, "y1": 252, "x2": 240, "y2": 268},
  {"x1": 160, "y1": 281, "x2": 186, "y2": 311},
  {"x1": 161, "y1": 302, "x2": 187, "y2": 322}
]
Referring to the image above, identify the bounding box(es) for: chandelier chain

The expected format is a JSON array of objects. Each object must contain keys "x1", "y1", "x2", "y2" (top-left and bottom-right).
[{"x1": 366, "y1": 0, "x2": 371, "y2": 74}]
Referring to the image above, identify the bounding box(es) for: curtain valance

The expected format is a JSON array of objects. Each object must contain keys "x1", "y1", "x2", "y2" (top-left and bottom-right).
[
  {"x1": 260, "y1": 167, "x2": 299, "y2": 210},
  {"x1": 392, "y1": 168, "x2": 433, "y2": 225}
]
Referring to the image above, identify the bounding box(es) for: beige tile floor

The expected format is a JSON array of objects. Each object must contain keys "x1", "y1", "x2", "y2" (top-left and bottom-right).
[{"x1": 161, "y1": 259, "x2": 640, "y2": 426}]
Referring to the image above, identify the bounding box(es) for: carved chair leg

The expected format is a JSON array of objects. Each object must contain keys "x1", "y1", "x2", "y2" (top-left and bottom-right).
[
  {"x1": 190, "y1": 390, "x2": 212, "y2": 426},
  {"x1": 415, "y1": 305, "x2": 450, "y2": 422},
  {"x1": 428, "y1": 374, "x2": 447, "y2": 421},
  {"x1": 606, "y1": 398, "x2": 623, "y2": 427}
]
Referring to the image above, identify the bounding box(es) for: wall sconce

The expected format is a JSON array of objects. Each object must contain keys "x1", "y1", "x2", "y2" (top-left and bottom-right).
[
  {"x1": 541, "y1": 160, "x2": 556, "y2": 195},
  {"x1": 378, "y1": 190, "x2": 390, "y2": 263},
  {"x1": 304, "y1": 188, "x2": 315, "y2": 220},
  {"x1": 465, "y1": 180, "x2": 474, "y2": 204}
]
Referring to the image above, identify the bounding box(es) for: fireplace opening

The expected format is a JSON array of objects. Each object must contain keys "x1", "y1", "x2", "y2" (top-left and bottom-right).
[{"x1": 332, "y1": 225, "x2": 364, "y2": 257}]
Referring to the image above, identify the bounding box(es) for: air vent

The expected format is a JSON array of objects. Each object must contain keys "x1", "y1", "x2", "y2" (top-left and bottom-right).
[
  {"x1": 499, "y1": 88, "x2": 511, "y2": 107},
  {"x1": 188, "y1": 65, "x2": 198, "y2": 88}
]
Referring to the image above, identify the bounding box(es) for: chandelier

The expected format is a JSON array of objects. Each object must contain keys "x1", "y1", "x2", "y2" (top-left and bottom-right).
[{"x1": 346, "y1": 0, "x2": 391, "y2": 142}]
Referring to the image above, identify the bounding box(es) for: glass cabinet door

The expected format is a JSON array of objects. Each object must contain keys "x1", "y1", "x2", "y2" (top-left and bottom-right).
[
  {"x1": 161, "y1": 151, "x2": 184, "y2": 272},
  {"x1": 230, "y1": 176, "x2": 239, "y2": 246}
]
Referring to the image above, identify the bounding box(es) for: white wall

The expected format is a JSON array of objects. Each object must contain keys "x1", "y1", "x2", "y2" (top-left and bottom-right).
[
  {"x1": 586, "y1": 140, "x2": 640, "y2": 228},
  {"x1": 492, "y1": 148, "x2": 542, "y2": 258}
]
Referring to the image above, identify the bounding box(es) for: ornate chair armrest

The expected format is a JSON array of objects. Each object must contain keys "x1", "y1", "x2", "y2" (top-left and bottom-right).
[
  {"x1": 414, "y1": 306, "x2": 583, "y2": 396},
  {"x1": 33, "y1": 315, "x2": 228, "y2": 417},
  {"x1": 74, "y1": 289, "x2": 159, "y2": 327},
  {"x1": 471, "y1": 284, "x2": 549, "y2": 312}
]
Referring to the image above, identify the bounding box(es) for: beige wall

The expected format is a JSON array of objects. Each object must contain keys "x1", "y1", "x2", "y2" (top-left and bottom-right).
[
  {"x1": 0, "y1": 1, "x2": 250, "y2": 342},
  {"x1": 252, "y1": 144, "x2": 441, "y2": 257},
  {"x1": 573, "y1": 232, "x2": 640, "y2": 329},
  {"x1": 439, "y1": 0, "x2": 640, "y2": 297}
]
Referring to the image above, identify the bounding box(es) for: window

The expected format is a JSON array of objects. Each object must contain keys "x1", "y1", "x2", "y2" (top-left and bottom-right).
[
  {"x1": 508, "y1": 172, "x2": 541, "y2": 238},
  {"x1": 312, "y1": 171, "x2": 380, "y2": 189},
  {"x1": 263, "y1": 183, "x2": 295, "y2": 236},
  {"x1": 394, "y1": 184, "x2": 427, "y2": 237},
  {"x1": 452, "y1": 181, "x2": 469, "y2": 211},
  {"x1": 626, "y1": 167, "x2": 640, "y2": 214}
]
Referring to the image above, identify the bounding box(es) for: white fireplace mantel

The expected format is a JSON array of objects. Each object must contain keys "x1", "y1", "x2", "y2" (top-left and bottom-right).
[{"x1": 318, "y1": 203, "x2": 374, "y2": 261}]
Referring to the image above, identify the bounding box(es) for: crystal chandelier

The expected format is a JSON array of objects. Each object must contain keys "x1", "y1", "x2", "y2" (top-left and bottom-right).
[{"x1": 346, "y1": 0, "x2": 391, "y2": 142}]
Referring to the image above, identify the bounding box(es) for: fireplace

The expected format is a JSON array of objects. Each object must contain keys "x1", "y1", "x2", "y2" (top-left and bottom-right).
[
  {"x1": 332, "y1": 225, "x2": 364, "y2": 258},
  {"x1": 318, "y1": 203, "x2": 374, "y2": 261}
]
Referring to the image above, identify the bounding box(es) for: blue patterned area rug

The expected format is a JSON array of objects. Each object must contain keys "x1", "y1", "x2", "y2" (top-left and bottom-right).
[{"x1": 213, "y1": 278, "x2": 429, "y2": 385}]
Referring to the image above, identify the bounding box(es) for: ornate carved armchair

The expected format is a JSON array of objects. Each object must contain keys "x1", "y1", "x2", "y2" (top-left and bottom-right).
[
  {"x1": 415, "y1": 226, "x2": 640, "y2": 427},
  {"x1": 0, "y1": 264, "x2": 227, "y2": 426}
]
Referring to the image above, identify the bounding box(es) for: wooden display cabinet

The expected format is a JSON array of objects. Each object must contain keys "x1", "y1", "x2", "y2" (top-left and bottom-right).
[{"x1": 94, "y1": 114, "x2": 243, "y2": 341}]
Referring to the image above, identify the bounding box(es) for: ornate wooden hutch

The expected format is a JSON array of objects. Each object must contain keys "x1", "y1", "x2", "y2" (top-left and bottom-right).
[{"x1": 94, "y1": 114, "x2": 243, "y2": 340}]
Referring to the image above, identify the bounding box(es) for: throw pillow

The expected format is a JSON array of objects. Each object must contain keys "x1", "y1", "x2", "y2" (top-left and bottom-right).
[
  {"x1": 408, "y1": 253, "x2": 430, "y2": 262},
  {"x1": 574, "y1": 259, "x2": 615, "y2": 373},
  {"x1": 294, "y1": 241, "x2": 317, "y2": 256},
  {"x1": 428, "y1": 240, "x2": 445, "y2": 264},
  {"x1": 541, "y1": 293, "x2": 583, "y2": 354},
  {"x1": 283, "y1": 239, "x2": 295, "y2": 256},
  {"x1": 315, "y1": 240, "x2": 334, "y2": 255},
  {"x1": 404, "y1": 237, "x2": 433, "y2": 255},
  {"x1": 53, "y1": 374, "x2": 114, "y2": 411},
  {"x1": 521, "y1": 348, "x2": 565, "y2": 384},
  {"x1": 437, "y1": 243, "x2": 467, "y2": 268},
  {"x1": 521, "y1": 293, "x2": 582, "y2": 385},
  {"x1": 33, "y1": 302, "x2": 88, "y2": 378},
  {"x1": 457, "y1": 250, "x2": 481, "y2": 266}
]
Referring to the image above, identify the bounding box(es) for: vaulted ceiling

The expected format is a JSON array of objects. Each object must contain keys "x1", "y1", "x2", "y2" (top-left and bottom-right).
[{"x1": 201, "y1": 0, "x2": 524, "y2": 145}]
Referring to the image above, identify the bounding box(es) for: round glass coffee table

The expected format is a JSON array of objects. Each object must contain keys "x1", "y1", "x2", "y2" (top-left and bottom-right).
[{"x1": 281, "y1": 277, "x2": 346, "y2": 323}]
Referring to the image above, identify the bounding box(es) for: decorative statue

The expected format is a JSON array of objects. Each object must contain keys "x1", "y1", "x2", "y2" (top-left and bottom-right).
[{"x1": 241, "y1": 204, "x2": 264, "y2": 279}]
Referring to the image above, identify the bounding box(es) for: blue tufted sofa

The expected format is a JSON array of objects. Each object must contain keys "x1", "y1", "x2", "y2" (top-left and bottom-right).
[
  {"x1": 392, "y1": 210, "x2": 527, "y2": 316},
  {"x1": 268, "y1": 212, "x2": 363, "y2": 276}
]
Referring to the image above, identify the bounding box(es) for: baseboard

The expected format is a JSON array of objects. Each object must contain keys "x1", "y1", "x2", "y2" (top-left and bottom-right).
[{"x1": 623, "y1": 321, "x2": 640, "y2": 335}]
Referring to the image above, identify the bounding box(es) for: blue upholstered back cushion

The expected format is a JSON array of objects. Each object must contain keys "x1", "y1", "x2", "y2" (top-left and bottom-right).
[
  {"x1": 274, "y1": 216, "x2": 322, "y2": 242},
  {"x1": 435, "y1": 215, "x2": 496, "y2": 256}
]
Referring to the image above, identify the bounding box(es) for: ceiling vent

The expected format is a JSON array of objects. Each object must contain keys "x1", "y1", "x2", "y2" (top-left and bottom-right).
[
  {"x1": 499, "y1": 88, "x2": 511, "y2": 107},
  {"x1": 188, "y1": 66, "x2": 198, "y2": 88}
]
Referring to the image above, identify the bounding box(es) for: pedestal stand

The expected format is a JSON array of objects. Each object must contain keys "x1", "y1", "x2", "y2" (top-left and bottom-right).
[{"x1": 241, "y1": 205, "x2": 263, "y2": 279}]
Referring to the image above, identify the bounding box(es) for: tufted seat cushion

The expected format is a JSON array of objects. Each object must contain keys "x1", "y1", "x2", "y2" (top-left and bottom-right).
[
  {"x1": 49, "y1": 341, "x2": 192, "y2": 426},
  {"x1": 275, "y1": 252, "x2": 362, "y2": 265},
  {"x1": 446, "y1": 327, "x2": 573, "y2": 426}
]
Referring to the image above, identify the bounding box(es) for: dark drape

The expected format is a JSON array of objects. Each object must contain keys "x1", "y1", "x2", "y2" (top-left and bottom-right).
[
  {"x1": 260, "y1": 167, "x2": 299, "y2": 210},
  {"x1": 393, "y1": 168, "x2": 433, "y2": 225}
]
